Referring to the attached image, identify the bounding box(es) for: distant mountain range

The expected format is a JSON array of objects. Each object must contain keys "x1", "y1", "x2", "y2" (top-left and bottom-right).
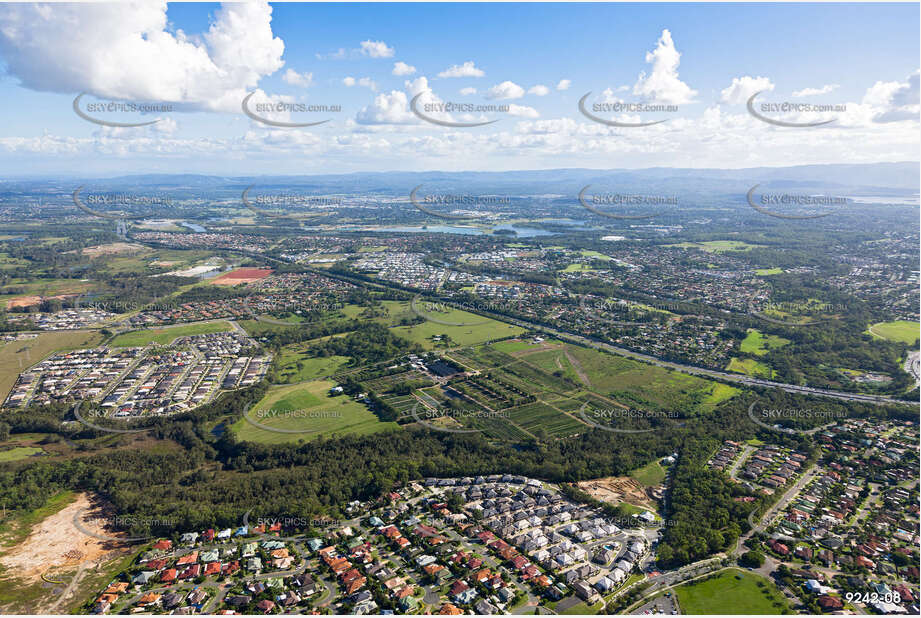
[{"x1": 6, "y1": 162, "x2": 918, "y2": 198}]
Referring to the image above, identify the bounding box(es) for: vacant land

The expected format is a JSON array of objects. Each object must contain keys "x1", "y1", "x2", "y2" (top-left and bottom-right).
[
  {"x1": 232, "y1": 380, "x2": 398, "y2": 443},
  {"x1": 393, "y1": 303, "x2": 524, "y2": 348},
  {"x1": 0, "y1": 492, "x2": 138, "y2": 614},
  {"x1": 576, "y1": 476, "x2": 656, "y2": 511},
  {"x1": 276, "y1": 347, "x2": 351, "y2": 383},
  {"x1": 867, "y1": 320, "x2": 920, "y2": 345},
  {"x1": 629, "y1": 460, "x2": 667, "y2": 486},
  {"x1": 109, "y1": 320, "x2": 233, "y2": 347},
  {"x1": 674, "y1": 568, "x2": 788, "y2": 614},
  {"x1": 0, "y1": 330, "x2": 104, "y2": 401},
  {"x1": 668, "y1": 240, "x2": 764, "y2": 253},
  {"x1": 726, "y1": 357, "x2": 775, "y2": 379},
  {"x1": 754, "y1": 267, "x2": 783, "y2": 275},
  {"x1": 0, "y1": 446, "x2": 43, "y2": 462},
  {"x1": 739, "y1": 329, "x2": 790, "y2": 356}
]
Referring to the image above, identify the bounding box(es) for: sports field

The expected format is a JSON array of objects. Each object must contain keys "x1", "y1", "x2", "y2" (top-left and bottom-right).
[
  {"x1": 867, "y1": 320, "x2": 920, "y2": 345},
  {"x1": 108, "y1": 321, "x2": 233, "y2": 347},
  {"x1": 674, "y1": 568, "x2": 788, "y2": 614},
  {"x1": 231, "y1": 380, "x2": 398, "y2": 443}
]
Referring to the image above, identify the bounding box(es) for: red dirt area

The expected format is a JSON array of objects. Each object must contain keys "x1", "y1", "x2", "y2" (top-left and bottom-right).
[{"x1": 210, "y1": 268, "x2": 273, "y2": 286}]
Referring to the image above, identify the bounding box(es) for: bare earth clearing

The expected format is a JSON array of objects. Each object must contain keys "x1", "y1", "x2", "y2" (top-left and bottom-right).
[{"x1": 576, "y1": 476, "x2": 656, "y2": 510}]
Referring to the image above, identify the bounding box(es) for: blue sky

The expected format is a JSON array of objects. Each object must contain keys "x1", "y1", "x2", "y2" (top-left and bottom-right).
[{"x1": 0, "y1": 2, "x2": 917, "y2": 175}]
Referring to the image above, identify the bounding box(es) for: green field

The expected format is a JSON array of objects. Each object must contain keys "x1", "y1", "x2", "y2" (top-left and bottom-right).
[
  {"x1": 674, "y1": 569, "x2": 788, "y2": 614},
  {"x1": 754, "y1": 267, "x2": 783, "y2": 275},
  {"x1": 0, "y1": 446, "x2": 43, "y2": 462},
  {"x1": 232, "y1": 380, "x2": 398, "y2": 443},
  {"x1": 629, "y1": 460, "x2": 667, "y2": 486},
  {"x1": 109, "y1": 321, "x2": 234, "y2": 347},
  {"x1": 394, "y1": 302, "x2": 524, "y2": 348},
  {"x1": 549, "y1": 344, "x2": 739, "y2": 415},
  {"x1": 739, "y1": 329, "x2": 790, "y2": 356},
  {"x1": 667, "y1": 240, "x2": 764, "y2": 253},
  {"x1": 276, "y1": 351, "x2": 351, "y2": 383},
  {"x1": 867, "y1": 320, "x2": 920, "y2": 345},
  {"x1": 726, "y1": 357, "x2": 775, "y2": 379}
]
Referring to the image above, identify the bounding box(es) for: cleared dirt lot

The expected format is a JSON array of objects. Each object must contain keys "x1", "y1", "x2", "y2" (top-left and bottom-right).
[{"x1": 576, "y1": 475, "x2": 656, "y2": 510}]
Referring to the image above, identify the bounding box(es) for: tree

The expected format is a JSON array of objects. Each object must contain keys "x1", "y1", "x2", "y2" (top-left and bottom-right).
[{"x1": 740, "y1": 550, "x2": 766, "y2": 568}]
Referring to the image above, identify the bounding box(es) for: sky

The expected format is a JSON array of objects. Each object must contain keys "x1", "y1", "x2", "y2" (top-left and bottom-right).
[{"x1": 0, "y1": 1, "x2": 918, "y2": 176}]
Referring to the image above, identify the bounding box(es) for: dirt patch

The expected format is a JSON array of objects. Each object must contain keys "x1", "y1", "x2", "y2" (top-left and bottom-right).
[
  {"x1": 81, "y1": 242, "x2": 148, "y2": 258},
  {"x1": 210, "y1": 267, "x2": 273, "y2": 286},
  {"x1": 576, "y1": 476, "x2": 656, "y2": 510},
  {"x1": 0, "y1": 493, "x2": 132, "y2": 584},
  {"x1": 5, "y1": 295, "x2": 43, "y2": 309}
]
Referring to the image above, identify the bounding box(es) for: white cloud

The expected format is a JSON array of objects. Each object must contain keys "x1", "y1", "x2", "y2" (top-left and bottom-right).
[
  {"x1": 486, "y1": 81, "x2": 525, "y2": 100},
  {"x1": 506, "y1": 104, "x2": 539, "y2": 118},
  {"x1": 343, "y1": 76, "x2": 377, "y2": 90},
  {"x1": 316, "y1": 48, "x2": 347, "y2": 60},
  {"x1": 633, "y1": 29, "x2": 697, "y2": 105},
  {"x1": 862, "y1": 71, "x2": 919, "y2": 123},
  {"x1": 355, "y1": 91, "x2": 415, "y2": 124},
  {"x1": 282, "y1": 69, "x2": 313, "y2": 88},
  {"x1": 0, "y1": 1, "x2": 285, "y2": 112},
  {"x1": 392, "y1": 61, "x2": 416, "y2": 76},
  {"x1": 792, "y1": 84, "x2": 839, "y2": 97},
  {"x1": 460, "y1": 87, "x2": 477, "y2": 96},
  {"x1": 720, "y1": 76, "x2": 774, "y2": 104},
  {"x1": 437, "y1": 61, "x2": 485, "y2": 78},
  {"x1": 528, "y1": 85, "x2": 550, "y2": 96},
  {"x1": 556, "y1": 79, "x2": 571, "y2": 91},
  {"x1": 359, "y1": 40, "x2": 394, "y2": 58}
]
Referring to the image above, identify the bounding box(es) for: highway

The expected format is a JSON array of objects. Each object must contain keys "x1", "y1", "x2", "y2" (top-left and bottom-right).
[{"x1": 138, "y1": 242, "x2": 919, "y2": 410}]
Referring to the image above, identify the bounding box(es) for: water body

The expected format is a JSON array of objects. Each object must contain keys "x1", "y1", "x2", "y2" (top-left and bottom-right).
[
  {"x1": 374, "y1": 224, "x2": 556, "y2": 237},
  {"x1": 180, "y1": 221, "x2": 207, "y2": 232}
]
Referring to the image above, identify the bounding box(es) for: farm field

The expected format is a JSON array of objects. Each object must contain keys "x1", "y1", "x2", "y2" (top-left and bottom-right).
[
  {"x1": 232, "y1": 380, "x2": 398, "y2": 444},
  {"x1": 0, "y1": 330, "x2": 104, "y2": 401},
  {"x1": 505, "y1": 402, "x2": 586, "y2": 438},
  {"x1": 674, "y1": 568, "x2": 788, "y2": 614},
  {"x1": 867, "y1": 320, "x2": 920, "y2": 345},
  {"x1": 739, "y1": 329, "x2": 790, "y2": 356},
  {"x1": 108, "y1": 320, "x2": 234, "y2": 347}
]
